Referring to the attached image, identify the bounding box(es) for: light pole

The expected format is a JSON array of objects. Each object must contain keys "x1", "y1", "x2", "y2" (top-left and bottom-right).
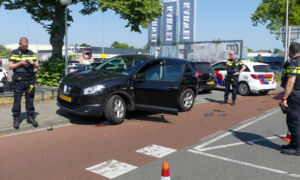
[
  {"x1": 60, "y1": 0, "x2": 72, "y2": 75},
  {"x1": 284, "y1": 0, "x2": 289, "y2": 62}
]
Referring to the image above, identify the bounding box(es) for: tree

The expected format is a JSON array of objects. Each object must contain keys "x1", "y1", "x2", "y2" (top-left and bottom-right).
[
  {"x1": 251, "y1": 0, "x2": 300, "y2": 37},
  {"x1": 248, "y1": 48, "x2": 253, "y2": 53},
  {"x1": 143, "y1": 43, "x2": 150, "y2": 50},
  {"x1": 111, "y1": 41, "x2": 135, "y2": 49},
  {"x1": 273, "y1": 48, "x2": 282, "y2": 54},
  {"x1": 0, "y1": 45, "x2": 11, "y2": 57},
  {"x1": 0, "y1": 0, "x2": 162, "y2": 60},
  {"x1": 80, "y1": 43, "x2": 91, "y2": 47}
]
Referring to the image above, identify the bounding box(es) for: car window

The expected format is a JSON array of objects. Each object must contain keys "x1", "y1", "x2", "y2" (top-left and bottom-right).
[
  {"x1": 213, "y1": 62, "x2": 226, "y2": 70},
  {"x1": 0, "y1": 69, "x2": 2, "y2": 72},
  {"x1": 144, "y1": 63, "x2": 183, "y2": 82},
  {"x1": 253, "y1": 65, "x2": 272, "y2": 72},
  {"x1": 192, "y1": 63, "x2": 213, "y2": 73},
  {"x1": 95, "y1": 56, "x2": 146, "y2": 75},
  {"x1": 244, "y1": 65, "x2": 250, "y2": 72}
]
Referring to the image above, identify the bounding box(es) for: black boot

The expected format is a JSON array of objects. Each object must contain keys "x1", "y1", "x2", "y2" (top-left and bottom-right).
[
  {"x1": 221, "y1": 100, "x2": 228, "y2": 104},
  {"x1": 27, "y1": 115, "x2": 38, "y2": 128},
  {"x1": 231, "y1": 100, "x2": 236, "y2": 106},
  {"x1": 13, "y1": 116, "x2": 20, "y2": 129}
]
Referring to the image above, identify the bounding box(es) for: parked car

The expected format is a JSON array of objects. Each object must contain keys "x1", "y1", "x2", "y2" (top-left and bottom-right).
[
  {"x1": 57, "y1": 55, "x2": 197, "y2": 125},
  {"x1": 68, "y1": 60, "x2": 80, "y2": 67},
  {"x1": 68, "y1": 64, "x2": 87, "y2": 73},
  {"x1": 190, "y1": 62, "x2": 217, "y2": 93},
  {"x1": 87, "y1": 62, "x2": 102, "y2": 70},
  {"x1": 0, "y1": 68, "x2": 7, "y2": 93},
  {"x1": 212, "y1": 60, "x2": 276, "y2": 95}
]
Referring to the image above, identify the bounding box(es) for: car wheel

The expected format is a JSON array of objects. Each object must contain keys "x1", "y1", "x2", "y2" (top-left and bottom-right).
[
  {"x1": 104, "y1": 95, "x2": 126, "y2": 125},
  {"x1": 259, "y1": 90, "x2": 269, "y2": 95},
  {"x1": 238, "y1": 82, "x2": 250, "y2": 96},
  {"x1": 179, "y1": 88, "x2": 195, "y2": 111}
]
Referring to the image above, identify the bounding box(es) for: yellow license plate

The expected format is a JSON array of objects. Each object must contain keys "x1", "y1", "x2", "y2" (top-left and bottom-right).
[
  {"x1": 265, "y1": 78, "x2": 271, "y2": 81},
  {"x1": 60, "y1": 94, "x2": 72, "y2": 102},
  {"x1": 207, "y1": 81, "x2": 215, "y2": 85}
]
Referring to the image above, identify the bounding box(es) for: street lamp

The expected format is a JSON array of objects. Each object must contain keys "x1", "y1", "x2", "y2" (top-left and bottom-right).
[
  {"x1": 284, "y1": 0, "x2": 289, "y2": 62},
  {"x1": 60, "y1": 0, "x2": 72, "y2": 75}
]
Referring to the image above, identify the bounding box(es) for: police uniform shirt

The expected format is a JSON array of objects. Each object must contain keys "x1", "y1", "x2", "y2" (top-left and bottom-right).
[
  {"x1": 9, "y1": 47, "x2": 37, "y2": 75},
  {"x1": 282, "y1": 57, "x2": 300, "y2": 89},
  {"x1": 227, "y1": 59, "x2": 244, "y2": 75}
]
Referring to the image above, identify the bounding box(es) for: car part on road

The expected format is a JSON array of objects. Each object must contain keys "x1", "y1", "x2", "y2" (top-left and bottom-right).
[
  {"x1": 178, "y1": 88, "x2": 195, "y2": 111},
  {"x1": 238, "y1": 82, "x2": 250, "y2": 96},
  {"x1": 104, "y1": 95, "x2": 126, "y2": 125}
]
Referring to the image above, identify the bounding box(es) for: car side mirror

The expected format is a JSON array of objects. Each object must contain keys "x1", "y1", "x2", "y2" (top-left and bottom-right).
[{"x1": 133, "y1": 73, "x2": 145, "y2": 82}]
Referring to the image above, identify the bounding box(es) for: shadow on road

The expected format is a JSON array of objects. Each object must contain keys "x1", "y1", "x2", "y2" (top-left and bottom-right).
[
  {"x1": 56, "y1": 108, "x2": 171, "y2": 126},
  {"x1": 230, "y1": 130, "x2": 281, "y2": 151}
]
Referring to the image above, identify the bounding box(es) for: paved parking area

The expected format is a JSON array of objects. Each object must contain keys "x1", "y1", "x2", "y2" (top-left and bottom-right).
[{"x1": 115, "y1": 108, "x2": 300, "y2": 180}]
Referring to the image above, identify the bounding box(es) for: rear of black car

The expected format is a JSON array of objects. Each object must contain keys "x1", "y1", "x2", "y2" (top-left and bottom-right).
[{"x1": 190, "y1": 62, "x2": 217, "y2": 93}]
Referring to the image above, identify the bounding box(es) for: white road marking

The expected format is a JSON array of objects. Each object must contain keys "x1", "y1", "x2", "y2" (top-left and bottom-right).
[
  {"x1": 193, "y1": 109, "x2": 280, "y2": 151},
  {"x1": 199, "y1": 134, "x2": 285, "y2": 151},
  {"x1": 188, "y1": 150, "x2": 300, "y2": 178},
  {"x1": 136, "y1": 144, "x2": 177, "y2": 158},
  {"x1": 86, "y1": 160, "x2": 137, "y2": 179}
]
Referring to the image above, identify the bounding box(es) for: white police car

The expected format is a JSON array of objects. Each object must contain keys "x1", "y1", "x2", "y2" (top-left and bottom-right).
[
  {"x1": 0, "y1": 68, "x2": 8, "y2": 93},
  {"x1": 212, "y1": 60, "x2": 277, "y2": 95}
]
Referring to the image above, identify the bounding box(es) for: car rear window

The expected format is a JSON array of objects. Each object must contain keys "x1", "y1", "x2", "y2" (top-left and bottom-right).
[
  {"x1": 253, "y1": 65, "x2": 273, "y2": 72},
  {"x1": 192, "y1": 63, "x2": 213, "y2": 73}
]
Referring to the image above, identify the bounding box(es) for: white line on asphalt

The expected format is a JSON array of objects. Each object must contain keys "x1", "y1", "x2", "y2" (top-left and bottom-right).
[
  {"x1": 136, "y1": 144, "x2": 177, "y2": 158},
  {"x1": 86, "y1": 159, "x2": 137, "y2": 179},
  {"x1": 199, "y1": 134, "x2": 285, "y2": 151},
  {"x1": 188, "y1": 149, "x2": 300, "y2": 178},
  {"x1": 193, "y1": 109, "x2": 280, "y2": 151}
]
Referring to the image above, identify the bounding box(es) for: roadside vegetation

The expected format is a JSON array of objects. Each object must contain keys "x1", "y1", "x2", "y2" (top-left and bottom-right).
[{"x1": 36, "y1": 59, "x2": 65, "y2": 87}]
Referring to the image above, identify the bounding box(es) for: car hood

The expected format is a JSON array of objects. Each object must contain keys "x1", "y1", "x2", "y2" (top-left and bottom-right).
[{"x1": 62, "y1": 69, "x2": 128, "y2": 86}]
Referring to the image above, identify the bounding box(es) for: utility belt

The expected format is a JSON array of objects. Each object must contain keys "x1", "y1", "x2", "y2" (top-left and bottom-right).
[{"x1": 12, "y1": 73, "x2": 35, "y2": 82}]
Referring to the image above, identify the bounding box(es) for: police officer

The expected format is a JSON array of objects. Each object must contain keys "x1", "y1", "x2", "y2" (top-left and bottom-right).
[
  {"x1": 221, "y1": 50, "x2": 246, "y2": 105},
  {"x1": 280, "y1": 42, "x2": 300, "y2": 155},
  {"x1": 8, "y1": 37, "x2": 39, "y2": 129}
]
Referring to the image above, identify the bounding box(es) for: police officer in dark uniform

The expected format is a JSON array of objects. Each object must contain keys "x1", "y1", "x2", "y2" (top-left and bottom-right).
[
  {"x1": 221, "y1": 50, "x2": 246, "y2": 105},
  {"x1": 280, "y1": 42, "x2": 300, "y2": 155},
  {"x1": 8, "y1": 37, "x2": 39, "y2": 129}
]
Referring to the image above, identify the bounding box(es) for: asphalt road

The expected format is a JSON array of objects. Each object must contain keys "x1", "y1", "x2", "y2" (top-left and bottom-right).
[{"x1": 0, "y1": 89, "x2": 292, "y2": 180}]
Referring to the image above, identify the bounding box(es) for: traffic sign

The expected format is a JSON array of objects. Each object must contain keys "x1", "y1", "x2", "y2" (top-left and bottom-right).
[{"x1": 82, "y1": 48, "x2": 92, "y2": 60}]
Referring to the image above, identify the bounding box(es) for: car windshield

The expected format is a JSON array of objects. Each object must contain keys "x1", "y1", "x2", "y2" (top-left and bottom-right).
[
  {"x1": 253, "y1": 65, "x2": 273, "y2": 72},
  {"x1": 94, "y1": 56, "x2": 149, "y2": 75}
]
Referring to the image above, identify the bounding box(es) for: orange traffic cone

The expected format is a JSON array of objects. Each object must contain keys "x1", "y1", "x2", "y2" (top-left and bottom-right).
[
  {"x1": 282, "y1": 132, "x2": 291, "y2": 142},
  {"x1": 161, "y1": 161, "x2": 170, "y2": 180}
]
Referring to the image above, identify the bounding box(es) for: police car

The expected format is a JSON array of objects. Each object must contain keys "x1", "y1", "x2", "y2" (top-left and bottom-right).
[
  {"x1": 0, "y1": 68, "x2": 8, "y2": 93},
  {"x1": 212, "y1": 60, "x2": 277, "y2": 95}
]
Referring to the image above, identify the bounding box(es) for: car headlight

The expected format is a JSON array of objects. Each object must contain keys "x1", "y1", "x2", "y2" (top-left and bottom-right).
[{"x1": 83, "y1": 85, "x2": 105, "y2": 95}]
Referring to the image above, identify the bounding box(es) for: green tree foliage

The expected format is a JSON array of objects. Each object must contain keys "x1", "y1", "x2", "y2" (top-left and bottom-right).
[
  {"x1": 143, "y1": 43, "x2": 150, "y2": 50},
  {"x1": 248, "y1": 48, "x2": 253, "y2": 53},
  {"x1": 111, "y1": 41, "x2": 135, "y2": 49},
  {"x1": 273, "y1": 48, "x2": 282, "y2": 54},
  {"x1": 258, "y1": 55, "x2": 263, "y2": 63},
  {"x1": 0, "y1": 0, "x2": 162, "y2": 59},
  {"x1": 251, "y1": 0, "x2": 300, "y2": 37},
  {"x1": 0, "y1": 45, "x2": 11, "y2": 57},
  {"x1": 80, "y1": 43, "x2": 91, "y2": 47},
  {"x1": 36, "y1": 58, "x2": 65, "y2": 87}
]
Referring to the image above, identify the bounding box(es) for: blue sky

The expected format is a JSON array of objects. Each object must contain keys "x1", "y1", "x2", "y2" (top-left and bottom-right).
[{"x1": 0, "y1": 0, "x2": 285, "y2": 51}]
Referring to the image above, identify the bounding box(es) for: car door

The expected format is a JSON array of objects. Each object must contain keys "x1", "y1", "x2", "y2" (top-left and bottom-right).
[
  {"x1": 212, "y1": 62, "x2": 227, "y2": 88},
  {"x1": 133, "y1": 60, "x2": 184, "y2": 115}
]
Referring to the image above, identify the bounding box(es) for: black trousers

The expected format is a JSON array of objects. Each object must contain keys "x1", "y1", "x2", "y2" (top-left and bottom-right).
[
  {"x1": 12, "y1": 80, "x2": 35, "y2": 117},
  {"x1": 224, "y1": 75, "x2": 239, "y2": 101},
  {"x1": 286, "y1": 92, "x2": 300, "y2": 148}
]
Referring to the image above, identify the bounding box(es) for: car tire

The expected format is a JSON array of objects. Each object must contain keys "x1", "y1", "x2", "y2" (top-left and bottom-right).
[
  {"x1": 179, "y1": 88, "x2": 195, "y2": 112},
  {"x1": 104, "y1": 95, "x2": 126, "y2": 125},
  {"x1": 238, "y1": 82, "x2": 250, "y2": 96},
  {"x1": 259, "y1": 90, "x2": 269, "y2": 95}
]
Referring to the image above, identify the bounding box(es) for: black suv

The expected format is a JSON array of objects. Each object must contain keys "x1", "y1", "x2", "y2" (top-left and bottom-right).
[
  {"x1": 190, "y1": 62, "x2": 217, "y2": 93},
  {"x1": 57, "y1": 55, "x2": 197, "y2": 125}
]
